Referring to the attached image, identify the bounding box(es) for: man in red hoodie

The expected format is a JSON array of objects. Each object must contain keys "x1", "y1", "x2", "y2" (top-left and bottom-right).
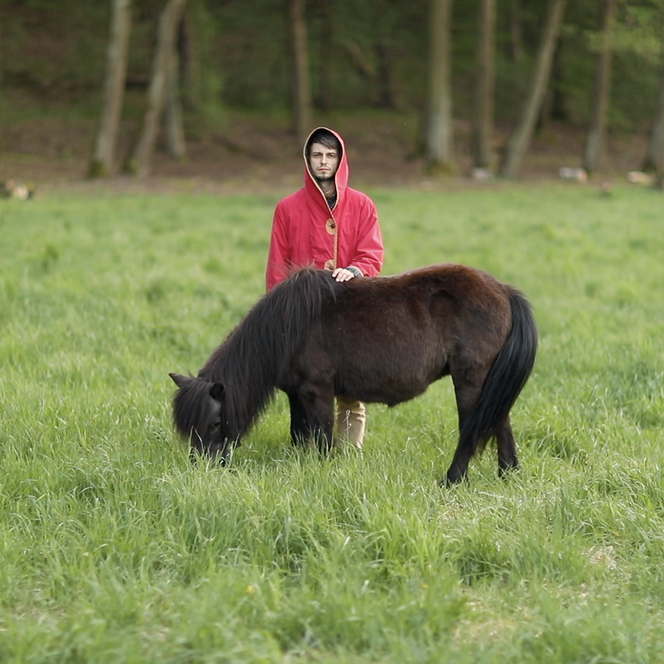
[{"x1": 266, "y1": 127, "x2": 384, "y2": 450}]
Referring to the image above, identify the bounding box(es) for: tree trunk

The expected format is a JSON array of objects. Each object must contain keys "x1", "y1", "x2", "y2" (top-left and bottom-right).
[
  {"x1": 538, "y1": 41, "x2": 568, "y2": 131},
  {"x1": 656, "y1": 168, "x2": 664, "y2": 190},
  {"x1": 550, "y1": 41, "x2": 569, "y2": 122},
  {"x1": 500, "y1": 0, "x2": 567, "y2": 179},
  {"x1": 643, "y1": 59, "x2": 664, "y2": 174},
  {"x1": 510, "y1": 0, "x2": 524, "y2": 63},
  {"x1": 290, "y1": 0, "x2": 313, "y2": 147},
  {"x1": 318, "y1": 0, "x2": 333, "y2": 111},
  {"x1": 344, "y1": 41, "x2": 375, "y2": 78},
  {"x1": 179, "y1": 5, "x2": 199, "y2": 112},
  {"x1": 583, "y1": 0, "x2": 617, "y2": 175},
  {"x1": 424, "y1": 0, "x2": 454, "y2": 172},
  {"x1": 375, "y1": 0, "x2": 398, "y2": 110},
  {"x1": 166, "y1": 41, "x2": 186, "y2": 160},
  {"x1": 128, "y1": 0, "x2": 187, "y2": 177},
  {"x1": 472, "y1": 0, "x2": 496, "y2": 170},
  {"x1": 376, "y1": 40, "x2": 399, "y2": 110},
  {"x1": 89, "y1": 0, "x2": 131, "y2": 178}
]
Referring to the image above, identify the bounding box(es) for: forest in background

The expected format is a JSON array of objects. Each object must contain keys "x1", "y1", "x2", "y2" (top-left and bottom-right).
[{"x1": 0, "y1": 0, "x2": 663, "y2": 183}]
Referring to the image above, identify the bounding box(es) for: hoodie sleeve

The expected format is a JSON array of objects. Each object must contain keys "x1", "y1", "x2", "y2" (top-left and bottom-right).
[
  {"x1": 347, "y1": 195, "x2": 384, "y2": 277},
  {"x1": 265, "y1": 203, "x2": 290, "y2": 291}
]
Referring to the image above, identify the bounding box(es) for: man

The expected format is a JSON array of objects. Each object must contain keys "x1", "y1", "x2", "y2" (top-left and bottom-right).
[{"x1": 266, "y1": 127, "x2": 384, "y2": 449}]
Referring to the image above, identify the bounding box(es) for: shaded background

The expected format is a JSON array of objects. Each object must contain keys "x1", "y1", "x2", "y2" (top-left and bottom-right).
[{"x1": 0, "y1": 0, "x2": 662, "y2": 188}]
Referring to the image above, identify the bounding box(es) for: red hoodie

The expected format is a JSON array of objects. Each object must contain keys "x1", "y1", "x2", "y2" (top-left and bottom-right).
[{"x1": 266, "y1": 127, "x2": 384, "y2": 290}]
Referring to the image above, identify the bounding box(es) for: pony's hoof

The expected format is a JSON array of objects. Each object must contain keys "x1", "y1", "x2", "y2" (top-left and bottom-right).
[
  {"x1": 498, "y1": 463, "x2": 520, "y2": 480},
  {"x1": 441, "y1": 469, "x2": 467, "y2": 487}
]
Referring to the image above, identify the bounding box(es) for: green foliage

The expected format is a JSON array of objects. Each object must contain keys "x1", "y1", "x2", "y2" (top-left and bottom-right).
[
  {"x1": 1, "y1": 0, "x2": 662, "y2": 129},
  {"x1": 613, "y1": 2, "x2": 664, "y2": 62},
  {"x1": 0, "y1": 0, "x2": 109, "y2": 100},
  {"x1": 1, "y1": 184, "x2": 664, "y2": 661}
]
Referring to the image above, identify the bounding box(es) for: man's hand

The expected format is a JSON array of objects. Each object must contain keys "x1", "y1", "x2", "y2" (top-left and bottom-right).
[{"x1": 331, "y1": 267, "x2": 356, "y2": 282}]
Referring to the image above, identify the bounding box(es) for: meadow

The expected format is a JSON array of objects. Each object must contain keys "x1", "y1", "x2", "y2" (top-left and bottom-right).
[{"x1": 0, "y1": 183, "x2": 663, "y2": 663}]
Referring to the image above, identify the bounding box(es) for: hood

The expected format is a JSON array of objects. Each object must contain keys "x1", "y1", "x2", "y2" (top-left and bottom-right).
[{"x1": 303, "y1": 127, "x2": 349, "y2": 212}]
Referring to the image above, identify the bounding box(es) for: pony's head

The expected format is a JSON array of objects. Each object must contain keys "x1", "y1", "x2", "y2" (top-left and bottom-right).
[{"x1": 169, "y1": 373, "x2": 233, "y2": 462}]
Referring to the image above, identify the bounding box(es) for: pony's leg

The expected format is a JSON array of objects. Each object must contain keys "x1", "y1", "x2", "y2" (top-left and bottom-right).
[
  {"x1": 288, "y1": 393, "x2": 310, "y2": 447},
  {"x1": 298, "y1": 383, "x2": 335, "y2": 454},
  {"x1": 496, "y1": 415, "x2": 519, "y2": 478},
  {"x1": 445, "y1": 408, "x2": 474, "y2": 484},
  {"x1": 445, "y1": 381, "x2": 484, "y2": 485}
]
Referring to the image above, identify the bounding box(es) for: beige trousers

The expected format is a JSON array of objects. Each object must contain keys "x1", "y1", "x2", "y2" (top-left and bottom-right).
[{"x1": 335, "y1": 396, "x2": 366, "y2": 449}]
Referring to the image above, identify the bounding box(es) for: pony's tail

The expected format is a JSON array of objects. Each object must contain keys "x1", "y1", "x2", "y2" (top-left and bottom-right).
[{"x1": 461, "y1": 288, "x2": 538, "y2": 456}]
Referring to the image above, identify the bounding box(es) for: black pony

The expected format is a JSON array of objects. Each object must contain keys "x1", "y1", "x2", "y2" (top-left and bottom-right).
[{"x1": 169, "y1": 264, "x2": 537, "y2": 484}]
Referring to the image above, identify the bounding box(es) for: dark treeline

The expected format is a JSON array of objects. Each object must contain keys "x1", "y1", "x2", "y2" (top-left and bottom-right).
[{"x1": 1, "y1": 0, "x2": 664, "y2": 180}]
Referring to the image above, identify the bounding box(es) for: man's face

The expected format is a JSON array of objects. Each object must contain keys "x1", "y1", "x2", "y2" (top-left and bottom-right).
[{"x1": 308, "y1": 142, "x2": 340, "y2": 183}]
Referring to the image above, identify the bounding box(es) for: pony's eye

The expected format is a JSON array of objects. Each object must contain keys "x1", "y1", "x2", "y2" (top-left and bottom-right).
[{"x1": 209, "y1": 422, "x2": 221, "y2": 433}]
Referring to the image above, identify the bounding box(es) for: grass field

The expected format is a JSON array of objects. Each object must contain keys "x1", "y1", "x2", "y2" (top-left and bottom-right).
[{"x1": 1, "y1": 183, "x2": 663, "y2": 663}]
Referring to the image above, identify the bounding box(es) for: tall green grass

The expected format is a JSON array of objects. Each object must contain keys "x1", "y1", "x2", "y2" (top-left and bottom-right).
[{"x1": 0, "y1": 184, "x2": 663, "y2": 662}]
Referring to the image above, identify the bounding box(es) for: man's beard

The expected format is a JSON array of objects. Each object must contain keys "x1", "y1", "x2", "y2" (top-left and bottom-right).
[{"x1": 314, "y1": 173, "x2": 334, "y2": 184}]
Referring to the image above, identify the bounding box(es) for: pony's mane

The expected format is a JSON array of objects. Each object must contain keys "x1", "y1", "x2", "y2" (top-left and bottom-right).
[
  {"x1": 195, "y1": 268, "x2": 338, "y2": 438},
  {"x1": 172, "y1": 375, "x2": 214, "y2": 440}
]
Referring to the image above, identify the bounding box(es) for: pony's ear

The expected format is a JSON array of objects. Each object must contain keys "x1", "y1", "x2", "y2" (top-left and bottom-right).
[
  {"x1": 169, "y1": 372, "x2": 189, "y2": 388},
  {"x1": 210, "y1": 382, "x2": 225, "y2": 401}
]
